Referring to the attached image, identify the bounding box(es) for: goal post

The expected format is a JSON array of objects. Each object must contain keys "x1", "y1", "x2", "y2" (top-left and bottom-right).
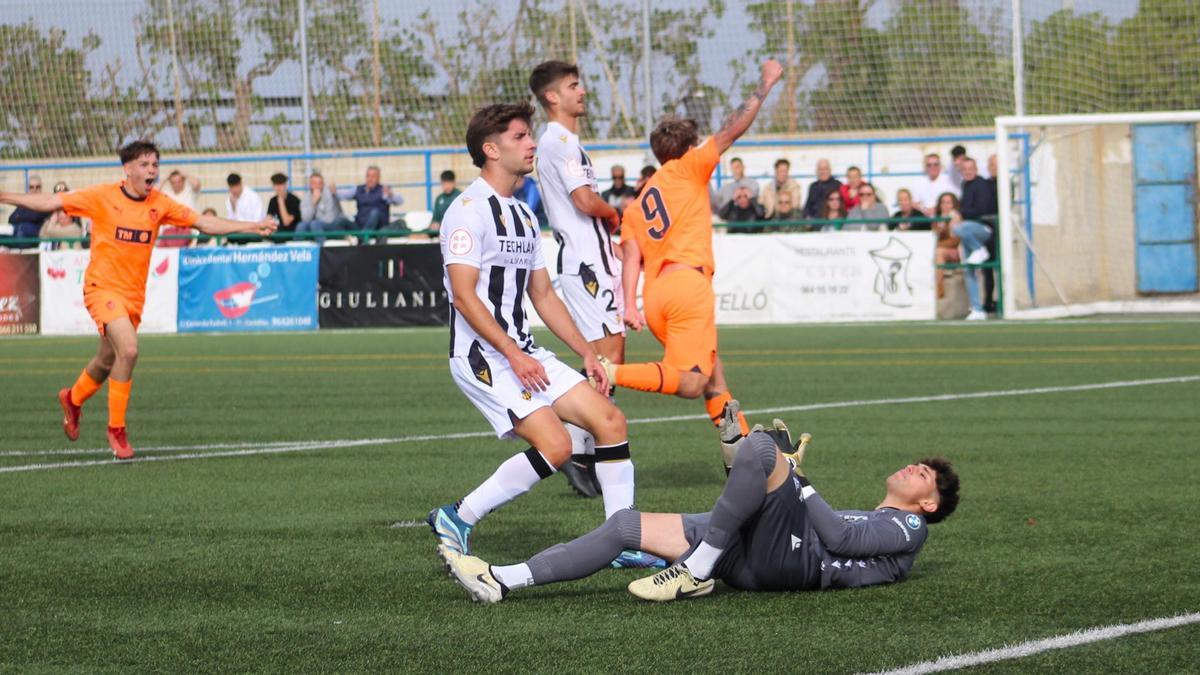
[{"x1": 995, "y1": 110, "x2": 1200, "y2": 319}]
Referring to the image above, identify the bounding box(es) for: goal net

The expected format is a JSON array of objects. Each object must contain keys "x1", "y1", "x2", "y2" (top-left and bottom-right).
[{"x1": 995, "y1": 111, "x2": 1200, "y2": 319}]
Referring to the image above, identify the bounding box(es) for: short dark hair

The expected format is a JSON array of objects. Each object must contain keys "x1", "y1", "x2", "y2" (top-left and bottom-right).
[
  {"x1": 465, "y1": 102, "x2": 535, "y2": 168},
  {"x1": 950, "y1": 145, "x2": 967, "y2": 158},
  {"x1": 730, "y1": 157, "x2": 743, "y2": 165},
  {"x1": 227, "y1": 173, "x2": 242, "y2": 187},
  {"x1": 529, "y1": 60, "x2": 580, "y2": 108},
  {"x1": 270, "y1": 173, "x2": 288, "y2": 185},
  {"x1": 640, "y1": 165, "x2": 657, "y2": 179},
  {"x1": 774, "y1": 158, "x2": 791, "y2": 169},
  {"x1": 649, "y1": 115, "x2": 699, "y2": 164},
  {"x1": 918, "y1": 456, "x2": 960, "y2": 524},
  {"x1": 846, "y1": 165, "x2": 862, "y2": 175},
  {"x1": 440, "y1": 170, "x2": 456, "y2": 182},
  {"x1": 119, "y1": 140, "x2": 159, "y2": 164}
]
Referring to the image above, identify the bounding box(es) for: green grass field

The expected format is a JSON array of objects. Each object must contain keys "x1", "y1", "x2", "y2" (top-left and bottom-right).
[{"x1": 2, "y1": 320, "x2": 1199, "y2": 673}]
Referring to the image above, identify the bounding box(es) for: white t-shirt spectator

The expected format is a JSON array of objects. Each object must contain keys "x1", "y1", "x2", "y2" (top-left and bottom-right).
[
  {"x1": 226, "y1": 188, "x2": 265, "y2": 222},
  {"x1": 913, "y1": 173, "x2": 960, "y2": 214},
  {"x1": 163, "y1": 183, "x2": 198, "y2": 211}
]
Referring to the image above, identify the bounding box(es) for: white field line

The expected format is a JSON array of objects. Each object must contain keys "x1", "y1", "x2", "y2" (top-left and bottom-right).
[
  {"x1": 3, "y1": 374, "x2": 1198, "y2": 474},
  {"x1": 866, "y1": 612, "x2": 1200, "y2": 675}
]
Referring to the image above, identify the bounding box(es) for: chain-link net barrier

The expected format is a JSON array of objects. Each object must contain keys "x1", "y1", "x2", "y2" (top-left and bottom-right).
[{"x1": 1, "y1": 0, "x2": 1197, "y2": 158}]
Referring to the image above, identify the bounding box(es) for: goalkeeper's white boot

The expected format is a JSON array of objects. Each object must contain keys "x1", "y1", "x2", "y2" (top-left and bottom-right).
[
  {"x1": 437, "y1": 545, "x2": 507, "y2": 604},
  {"x1": 627, "y1": 563, "x2": 714, "y2": 602}
]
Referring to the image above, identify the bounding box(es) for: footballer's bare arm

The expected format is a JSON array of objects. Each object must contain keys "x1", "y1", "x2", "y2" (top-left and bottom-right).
[{"x1": 713, "y1": 59, "x2": 784, "y2": 154}]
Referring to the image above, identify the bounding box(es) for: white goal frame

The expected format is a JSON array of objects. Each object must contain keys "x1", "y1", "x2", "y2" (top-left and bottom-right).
[{"x1": 995, "y1": 110, "x2": 1200, "y2": 319}]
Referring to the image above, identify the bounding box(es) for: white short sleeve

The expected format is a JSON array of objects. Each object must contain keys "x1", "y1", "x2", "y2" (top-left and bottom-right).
[
  {"x1": 542, "y1": 134, "x2": 592, "y2": 195},
  {"x1": 440, "y1": 202, "x2": 485, "y2": 269}
]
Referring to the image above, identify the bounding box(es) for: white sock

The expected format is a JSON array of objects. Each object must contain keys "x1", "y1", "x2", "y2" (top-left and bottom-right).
[
  {"x1": 594, "y1": 459, "x2": 635, "y2": 519},
  {"x1": 566, "y1": 422, "x2": 595, "y2": 457},
  {"x1": 682, "y1": 541, "x2": 723, "y2": 581},
  {"x1": 490, "y1": 563, "x2": 534, "y2": 590},
  {"x1": 459, "y1": 450, "x2": 554, "y2": 525}
]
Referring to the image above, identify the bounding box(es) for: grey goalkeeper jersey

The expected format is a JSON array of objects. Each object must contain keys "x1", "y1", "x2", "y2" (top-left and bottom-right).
[{"x1": 799, "y1": 486, "x2": 929, "y2": 589}]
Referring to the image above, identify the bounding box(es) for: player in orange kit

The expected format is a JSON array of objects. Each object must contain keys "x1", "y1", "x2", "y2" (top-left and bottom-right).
[
  {"x1": 607, "y1": 60, "x2": 783, "y2": 462},
  {"x1": 0, "y1": 140, "x2": 276, "y2": 459}
]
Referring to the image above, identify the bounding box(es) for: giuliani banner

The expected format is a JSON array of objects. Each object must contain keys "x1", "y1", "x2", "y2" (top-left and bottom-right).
[
  {"x1": 178, "y1": 245, "x2": 318, "y2": 333},
  {"x1": 39, "y1": 248, "x2": 179, "y2": 335},
  {"x1": 0, "y1": 253, "x2": 40, "y2": 335},
  {"x1": 318, "y1": 243, "x2": 449, "y2": 328}
]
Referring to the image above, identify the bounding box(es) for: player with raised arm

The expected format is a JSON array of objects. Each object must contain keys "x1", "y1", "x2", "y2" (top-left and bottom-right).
[
  {"x1": 529, "y1": 61, "x2": 624, "y2": 499},
  {"x1": 604, "y1": 60, "x2": 784, "y2": 461},
  {"x1": 427, "y1": 103, "x2": 651, "y2": 566},
  {"x1": 437, "y1": 412, "x2": 960, "y2": 603},
  {"x1": 0, "y1": 141, "x2": 276, "y2": 459}
]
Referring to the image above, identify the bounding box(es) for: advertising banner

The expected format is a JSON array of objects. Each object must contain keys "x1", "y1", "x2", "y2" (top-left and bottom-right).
[
  {"x1": 0, "y1": 253, "x2": 40, "y2": 335},
  {"x1": 39, "y1": 248, "x2": 179, "y2": 335},
  {"x1": 318, "y1": 243, "x2": 449, "y2": 328},
  {"x1": 178, "y1": 245, "x2": 318, "y2": 333},
  {"x1": 534, "y1": 231, "x2": 936, "y2": 326}
]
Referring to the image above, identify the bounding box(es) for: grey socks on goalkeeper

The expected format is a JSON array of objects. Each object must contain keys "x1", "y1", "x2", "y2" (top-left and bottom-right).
[
  {"x1": 517, "y1": 507, "x2": 643, "y2": 587},
  {"x1": 683, "y1": 432, "x2": 777, "y2": 580}
]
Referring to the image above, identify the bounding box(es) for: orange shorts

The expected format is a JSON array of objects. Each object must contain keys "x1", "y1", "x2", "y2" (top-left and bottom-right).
[
  {"x1": 643, "y1": 267, "x2": 717, "y2": 377},
  {"x1": 84, "y1": 289, "x2": 143, "y2": 335}
]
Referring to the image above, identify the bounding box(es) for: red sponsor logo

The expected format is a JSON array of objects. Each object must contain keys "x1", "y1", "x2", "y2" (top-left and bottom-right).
[
  {"x1": 154, "y1": 256, "x2": 170, "y2": 276},
  {"x1": 47, "y1": 267, "x2": 66, "y2": 279},
  {"x1": 115, "y1": 227, "x2": 152, "y2": 244},
  {"x1": 213, "y1": 281, "x2": 258, "y2": 319}
]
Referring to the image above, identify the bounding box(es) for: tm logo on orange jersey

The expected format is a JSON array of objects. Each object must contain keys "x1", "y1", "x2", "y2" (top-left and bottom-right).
[{"x1": 115, "y1": 227, "x2": 152, "y2": 244}]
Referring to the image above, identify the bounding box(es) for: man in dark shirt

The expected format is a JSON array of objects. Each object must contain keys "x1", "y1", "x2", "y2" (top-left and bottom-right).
[
  {"x1": 7, "y1": 175, "x2": 51, "y2": 249},
  {"x1": 802, "y1": 158, "x2": 842, "y2": 219},
  {"x1": 437, "y1": 412, "x2": 960, "y2": 603},
  {"x1": 958, "y1": 157, "x2": 999, "y2": 312},
  {"x1": 266, "y1": 173, "x2": 301, "y2": 242},
  {"x1": 600, "y1": 164, "x2": 638, "y2": 213},
  {"x1": 718, "y1": 186, "x2": 766, "y2": 233},
  {"x1": 430, "y1": 170, "x2": 461, "y2": 234}
]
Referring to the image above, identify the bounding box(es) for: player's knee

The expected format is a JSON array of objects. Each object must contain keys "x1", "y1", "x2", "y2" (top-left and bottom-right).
[
  {"x1": 610, "y1": 507, "x2": 642, "y2": 548},
  {"x1": 734, "y1": 432, "x2": 778, "y2": 477},
  {"x1": 595, "y1": 403, "x2": 626, "y2": 442},
  {"x1": 116, "y1": 343, "x2": 139, "y2": 365},
  {"x1": 538, "y1": 431, "x2": 573, "y2": 468}
]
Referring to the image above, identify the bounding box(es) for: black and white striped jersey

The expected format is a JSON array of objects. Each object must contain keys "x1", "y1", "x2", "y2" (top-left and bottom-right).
[
  {"x1": 441, "y1": 177, "x2": 545, "y2": 358},
  {"x1": 536, "y1": 121, "x2": 620, "y2": 277}
]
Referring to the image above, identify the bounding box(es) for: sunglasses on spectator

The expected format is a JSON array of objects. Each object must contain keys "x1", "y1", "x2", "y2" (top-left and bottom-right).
[
  {"x1": 29, "y1": 183, "x2": 42, "y2": 190},
  {"x1": 925, "y1": 162, "x2": 939, "y2": 168},
  {"x1": 859, "y1": 190, "x2": 874, "y2": 197}
]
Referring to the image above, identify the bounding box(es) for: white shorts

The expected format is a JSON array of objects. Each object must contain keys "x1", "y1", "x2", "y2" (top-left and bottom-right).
[
  {"x1": 449, "y1": 345, "x2": 587, "y2": 439},
  {"x1": 559, "y1": 267, "x2": 625, "y2": 342}
]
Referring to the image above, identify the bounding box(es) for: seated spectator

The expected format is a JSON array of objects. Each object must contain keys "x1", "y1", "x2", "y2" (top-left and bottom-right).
[
  {"x1": 162, "y1": 170, "x2": 200, "y2": 210},
  {"x1": 933, "y1": 192, "x2": 966, "y2": 307},
  {"x1": 718, "y1": 186, "x2": 765, "y2": 233},
  {"x1": 760, "y1": 158, "x2": 803, "y2": 218},
  {"x1": 820, "y1": 188, "x2": 847, "y2": 231},
  {"x1": 635, "y1": 165, "x2": 657, "y2": 195},
  {"x1": 266, "y1": 172, "x2": 301, "y2": 242},
  {"x1": 8, "y1": 175, "x2": 49, "y2": 249},
  {"x1": 297, "y1": 172, "x2": 351, "y2": 245},
  {"x1": 40, "y1": 208, "x2": 83, "y2": 249},
  {"x1": 954, "y1": 158, "x2": 995, "y2": 319},
  {"x1": 601, "y1": 164, "x2": 638, "y2": 213},
  {"x1": 802, "y1": 158, "x2": 842, "y2": 219},
  {"x1": 838, "y1": 165, "x2": 865, "y2": 210},
  {"x1": 891, "y1": 188, "x2": 928, "y2": 231},
  {"x1": 914, "y1": 153, "x2": 960, "y2": 216},
  {"x1": 224, "y1": 173, "x2": 265, "y2": 245},
  {"x1": 845, "y1": 182, "x2": 889, "y2": 231},
  {"x1": 514, "y1": 175, "x2": 548, "y2": 229},
  {"x1": 770, "y1": 189, "x2": 800, "y2": 224},
  {"x1": 712, "y1": 157, "x2": 759, "y2": 211},
  {"x1": 431, "y1": 170, "x2": 461, "y2": 236},
  {"x1": 334, "y1": 165, "x2": 405, "y2": 239}
]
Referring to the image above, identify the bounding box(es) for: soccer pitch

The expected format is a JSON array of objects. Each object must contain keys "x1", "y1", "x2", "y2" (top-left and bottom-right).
[{"x1": 2, "y1": 320, "x2": 1198, "y2": 672}]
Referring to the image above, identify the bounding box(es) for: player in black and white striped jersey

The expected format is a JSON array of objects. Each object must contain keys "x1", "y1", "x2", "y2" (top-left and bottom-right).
[{"x1": 428, "y1": 103, "x2": 651, "y2": 566}]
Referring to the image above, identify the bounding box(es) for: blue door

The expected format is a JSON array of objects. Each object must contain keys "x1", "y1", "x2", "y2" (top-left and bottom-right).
[{"x1": 1133, "y1": 124, "x2": 1197, "y2": 293}]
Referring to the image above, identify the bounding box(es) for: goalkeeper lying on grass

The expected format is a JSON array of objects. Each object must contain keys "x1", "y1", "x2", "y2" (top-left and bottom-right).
[{"x1": 437, "y1": 404, "x2": 960, "y2": 602}]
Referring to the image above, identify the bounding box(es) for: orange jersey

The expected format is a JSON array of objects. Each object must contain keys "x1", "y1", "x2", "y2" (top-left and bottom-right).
[
  {"x1": 61, "y1": 182, "x2": 198, "y2": 304},
  {"x1": 624, "y1": 137, "x2": 720, "y2": 285}
]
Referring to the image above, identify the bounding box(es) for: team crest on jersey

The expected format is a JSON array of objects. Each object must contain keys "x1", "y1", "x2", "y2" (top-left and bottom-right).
[
  {"x1": 578, "y1": 263, "x2": 599, "y2": 298},
  {"x1": 468, "y1": 341, "x2": 492, "y2": 387},
  {"x1": 566, "y1": 158, "x2": 585, "y2": 178},
  {"x1": 448, "y1": 229, "x2": 473, "y2": 256},
  {"x1": 147, "y1": 208, "x2": 159, "y2": 221},
  {"x1": 520, "y1": 390, "x2": 532, "y2": 401},
  {"x1": 462, "y1": 197, "x2": 472, "y2": 205}
]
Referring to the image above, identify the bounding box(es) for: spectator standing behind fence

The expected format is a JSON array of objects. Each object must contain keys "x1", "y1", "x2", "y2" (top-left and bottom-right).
[
  {"x1": 334, "y1": 165, "x2": 405, "y2": 238},
  {"x1": 760, "y1": 158, "x2": 803, "y2": 218},
  {"x1": 891, "y1": 188, "x2": 928, "y2": 231},
  {"x1": 266, "y1": 173, "x2": 301, "y2": 242},
  {"x1": 982, "y1": 154, "x2": 1000, "y2": 312},
  {"x1": 838, "y1": 166, "x2": 865, "y2": 211},
  {"x1": 845, "y1": 182, "x2": 889, "y2": 231},
  {"x1": 8, "y1": 175, "x2": 49, "y2": 249},
  {"x1": 159, "y1": 170, "x2": 200, "y2": 247},
  {"x1": 601, "y1": 165, "x2": 638, "y2": 213},
  {"x1": 802, "y1": 158, "x2": 842, "y2": 220},
  {"x1": 914, "y1": 154, "x2": 960, "y2": 216},
  {"x1": 956, "y1": 157, "x2": 996, "y2": 319},
  {"x1": 225, "y1": 173, "x2": 265, "y2": 222},
  {"x1": 712, "y1": 157, "x2": 759, "y2": 211},
  {"x1": 430, "y1": 170, "x2": 461, "y2": 236},
  {"x1": 297, "y1": 172, "x2": 350, "y2": 245},
  {"x1": 718, "y1": 186, "x2": 766, "y2": 233}
]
